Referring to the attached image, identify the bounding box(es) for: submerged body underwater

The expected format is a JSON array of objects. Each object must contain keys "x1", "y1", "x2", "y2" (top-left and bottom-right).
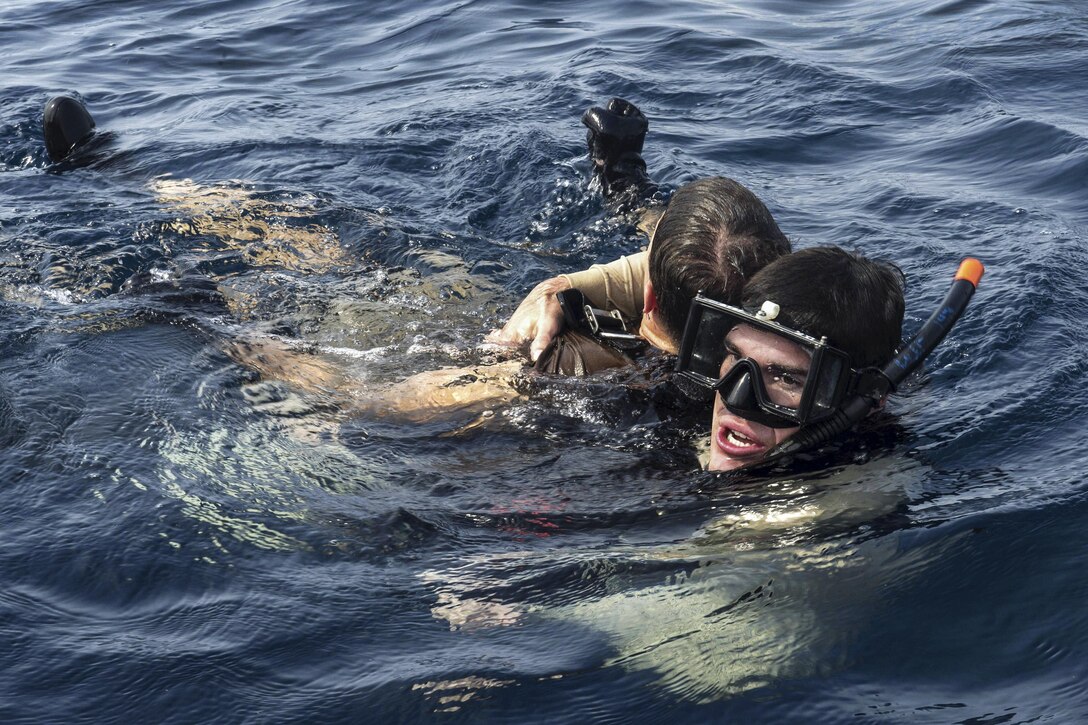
[{"x1": 2, "y1": 0, "x2": 1088, "y2": 722}]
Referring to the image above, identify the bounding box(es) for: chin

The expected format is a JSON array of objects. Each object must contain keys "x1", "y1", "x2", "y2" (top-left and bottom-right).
[{"x1": 707, "y1": 450, "x2": 761, "y2": 472}]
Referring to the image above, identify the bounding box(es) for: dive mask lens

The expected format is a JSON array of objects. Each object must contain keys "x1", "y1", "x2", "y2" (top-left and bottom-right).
[{"x1": 675, "y1": 297, "x2": 738, "y2": 386}]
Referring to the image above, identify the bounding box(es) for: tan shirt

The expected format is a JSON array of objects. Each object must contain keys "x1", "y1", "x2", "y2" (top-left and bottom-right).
[
  {"x1": 560, "y1": 250, "x2": 648, "y2": 320},
  {"x1": 556, "y1": 204, "x2": 662, "y2": 319}
]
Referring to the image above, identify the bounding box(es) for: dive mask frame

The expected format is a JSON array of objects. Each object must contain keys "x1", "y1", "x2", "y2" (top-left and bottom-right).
[{"x1": 676, "y1": 294, "x2": 864, "y2": 428}]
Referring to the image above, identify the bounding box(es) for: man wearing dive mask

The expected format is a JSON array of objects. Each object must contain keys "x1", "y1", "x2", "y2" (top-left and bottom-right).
[
  {"x1": 675, "y1": 246, "x2": 905, "y2": 471},
  {"x1": 494, "y1": 100, "x2": 981, "y2": 475}
]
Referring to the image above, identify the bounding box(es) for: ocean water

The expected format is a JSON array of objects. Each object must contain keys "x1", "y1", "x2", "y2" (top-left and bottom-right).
[{"x1": 2, "y1": 0, "x2": 1086, "y2": 722}]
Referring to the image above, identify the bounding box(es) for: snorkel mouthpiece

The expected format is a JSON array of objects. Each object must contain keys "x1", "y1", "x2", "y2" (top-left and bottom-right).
[{"x1": 756, "y1": 257, "x2": 985, "y2": 464}]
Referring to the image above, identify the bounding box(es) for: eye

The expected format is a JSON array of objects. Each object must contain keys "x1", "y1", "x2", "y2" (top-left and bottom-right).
[
  {"x1": 767, "y1": 365, "x2": 806, "y2": 391},
  {"x1": 773, "y1": 371, "x2": 802, "y2": 389}
]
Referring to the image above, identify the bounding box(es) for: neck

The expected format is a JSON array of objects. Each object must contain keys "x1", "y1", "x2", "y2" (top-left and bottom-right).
[{"x1": 638, "y1": 313, "x2": 677, "y2": 354}]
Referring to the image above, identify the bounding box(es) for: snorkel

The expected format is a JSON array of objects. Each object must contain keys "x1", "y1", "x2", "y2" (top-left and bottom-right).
[{"x1": 753, "y1": 257, "x2": 984, "y2": 466}]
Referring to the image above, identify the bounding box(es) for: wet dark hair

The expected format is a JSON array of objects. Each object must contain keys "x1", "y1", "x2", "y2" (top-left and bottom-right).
[
  {"x1": 648, "y1": 177, "x2": 790, "y2": 343},
  {"x1": 742, "y1": 246, "x2": 906, "y2": 368}
]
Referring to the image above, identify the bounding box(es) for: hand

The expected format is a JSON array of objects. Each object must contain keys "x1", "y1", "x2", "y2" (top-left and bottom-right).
[
  {"x1": 581, "y1": 98, "x2": 648, "y2": 168},
  {"x1": 487, "y1": 276, "x2": 571, "y2": 362},
  {"x1": 581, "y1": 98, "x2": 654, "y2": 201}
]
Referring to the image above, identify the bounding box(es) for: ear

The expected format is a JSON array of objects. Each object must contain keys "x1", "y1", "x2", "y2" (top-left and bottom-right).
[
  {"x1": 866, "y1": 394, "x2": 889, "y2": 416},
  {"x1": 637, "y1": 206, "x2": 665, "y2": 242},
  {"x1": 643, "y1": 278, "x2": 657, "y2": 315}
]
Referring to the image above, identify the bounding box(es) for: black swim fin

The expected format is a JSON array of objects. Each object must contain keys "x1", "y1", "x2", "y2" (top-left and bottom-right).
[{"x1": 43, "y1": 96, "x2": 96, "y2": 162}]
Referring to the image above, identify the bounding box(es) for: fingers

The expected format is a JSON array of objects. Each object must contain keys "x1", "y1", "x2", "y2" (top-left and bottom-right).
[
  {"x1": 607, "y1": 97, "x2": 639, "y2": 116},
  {"x1": 581, "y1": 100, "x2": 647, "y2": 138},
  {"x1": 581, "y1": 98, "x2": 648, "y2": 170},
  {"x1": 528, "y1": 322, "x2": 557, "y2": 361},
  {"x1": 581, "y1": 105, "x2": 606, "y2": 133},
  {"x1": 486, "y1": 315, "x2": 529, "y2": 346},
  {"x1": 527, "y1": 286, "x2": 565, "y2": 361},
  {"x1": 528, "y1": 311, "x2": 562, "y2": 362}
]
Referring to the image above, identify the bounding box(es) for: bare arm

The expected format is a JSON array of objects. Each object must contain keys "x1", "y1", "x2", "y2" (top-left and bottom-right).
[{"x1": 354, "y1": 360, "x2": 525, "y2": 423}]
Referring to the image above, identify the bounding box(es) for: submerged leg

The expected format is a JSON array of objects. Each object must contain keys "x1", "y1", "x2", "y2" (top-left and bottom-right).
[{"x1": 43, "y1": 96, "x2": 96, "y2": 162}]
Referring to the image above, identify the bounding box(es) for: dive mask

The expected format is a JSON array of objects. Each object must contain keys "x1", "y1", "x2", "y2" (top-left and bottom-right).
[{"x1": 676, "y1": 295, "x2": 862, "y2": 429}]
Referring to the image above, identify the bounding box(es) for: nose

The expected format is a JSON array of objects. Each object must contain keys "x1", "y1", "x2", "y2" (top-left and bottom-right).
[
  {"x1": 722, "y1": 368, "x2": 762, "y2": 421},
  {"x1": 716, "y1": 359, "x2": 796, "y2": 429}
]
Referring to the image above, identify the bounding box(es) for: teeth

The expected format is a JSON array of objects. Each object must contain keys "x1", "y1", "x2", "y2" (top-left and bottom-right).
[{"x1": 726, "y1": 430, "x2": 758, "y2": 448}]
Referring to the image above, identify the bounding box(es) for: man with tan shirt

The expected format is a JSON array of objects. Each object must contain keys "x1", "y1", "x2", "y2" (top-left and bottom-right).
[{"x1": 495, "y1": 175, "x2": 789, "y2": 371}]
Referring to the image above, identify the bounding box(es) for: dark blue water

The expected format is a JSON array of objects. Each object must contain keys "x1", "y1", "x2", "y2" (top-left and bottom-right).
[{"x1": 2, "y1": 0, "x2": 1087, "y2": 722}]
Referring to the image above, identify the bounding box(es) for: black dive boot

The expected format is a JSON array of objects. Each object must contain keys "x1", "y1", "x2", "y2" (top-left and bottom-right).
[
  {"x1": 581, "y1": 98, "x2": 657, "y2": 207},
  {"x1": 43, "y1": 96, "x2": 96, "y2": 162}
]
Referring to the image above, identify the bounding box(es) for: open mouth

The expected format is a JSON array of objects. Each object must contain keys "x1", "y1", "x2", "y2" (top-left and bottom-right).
[{"x1": 716, "y1": 424, "x2": 766, "y2": 458}]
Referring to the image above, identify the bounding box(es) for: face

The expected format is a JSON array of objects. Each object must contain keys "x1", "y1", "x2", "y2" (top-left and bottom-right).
[{"x1": 707, "y1": 324, "x2": 812, "y2": 471}]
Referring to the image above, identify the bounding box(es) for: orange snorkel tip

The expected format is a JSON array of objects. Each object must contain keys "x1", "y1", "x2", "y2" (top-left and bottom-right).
[{"x1": 955, "y1": 257, "x2": 985, "y2": 288}]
